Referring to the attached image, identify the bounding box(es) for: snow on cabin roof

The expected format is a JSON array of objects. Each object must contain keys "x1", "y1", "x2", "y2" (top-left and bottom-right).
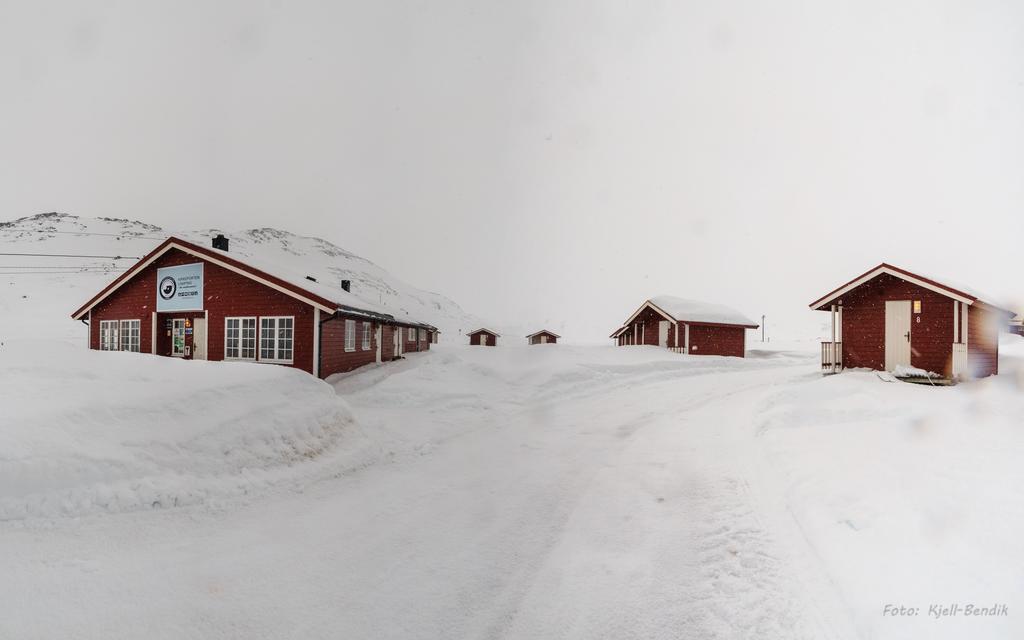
[
  {"x1": 203, "y1": 243, "x2": 391, "y2": 317},
  {"x1": 808, "y1": 263, "x2": 1016, "y2": 316},
  {"x1": 71, "y1": 236, "x2": 435, "y2": 328},
  {"x1": 642, "y1": 296, "x2": 759, "y2": 328},
  {"x1": 525, "y1": 330, "x2": 561, "y2": 338},
  {"x1": 467, "y1": 328, "x2": 500, "y2": 336},
  {"x1": 202, "y1": 241, "x2": 436, "y2": 328}
]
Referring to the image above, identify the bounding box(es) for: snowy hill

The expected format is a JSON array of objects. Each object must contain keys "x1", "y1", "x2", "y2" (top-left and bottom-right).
[{"x1": 0, "y1": 212, "x2": 482, "y2": 343}]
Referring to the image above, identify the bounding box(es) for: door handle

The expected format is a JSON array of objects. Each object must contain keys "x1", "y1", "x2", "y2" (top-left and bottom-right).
[{"x1": 905, "y1": 331, "x2": 910, "y2": 342}]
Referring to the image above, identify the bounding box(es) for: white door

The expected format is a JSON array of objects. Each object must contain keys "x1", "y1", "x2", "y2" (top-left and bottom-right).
[
  {"x1": 481, "y1": 334, "x2": 488, "y2": 346},
  {"x1": 376, "y1": 326, "x2": 382, "y2": 363},
  {"x1": 658, "y1": 321, "x2": 669, "y2": 347},
  {"x1": 393, "y1": 329, "x2": 400, "y2": 357},
  {"x1": 884, "y1": 300, "x2": 912, "y2": 371},
  {"x1": 540, "y1": 335, "x2": 548, "y2": 344},
  {"x1": 192, "y1": 318, "x2": 207, "y2": 360}
]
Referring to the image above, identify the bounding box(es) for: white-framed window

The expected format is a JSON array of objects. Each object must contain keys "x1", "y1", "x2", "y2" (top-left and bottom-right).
[
  {"x1": 362, "y1": 321, "x2": 371, "y2": 350},
  {"x1": 172, "y1": 318, "x2": 186, "y2": 356},
  {"x1": 99, "y1": 320, "x2": 119, "y2": 351},
  {"x1": 345, "y1": 319, "x2": 356, "y2": 352},
  {"x1": 416, "y1": 328, "x2": 423, "y2": 342},
  {"x1": 225, "y1": 317, "x2": 257, "y2": 360},
  {"x1": 260, "y1": 316, "x2": 294, "y2": 363},
  {"x1": 119, "y1": 320, "x2": 141, "y2": 352}
]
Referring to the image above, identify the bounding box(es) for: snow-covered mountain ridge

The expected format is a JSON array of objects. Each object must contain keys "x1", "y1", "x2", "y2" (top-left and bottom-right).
[{"x1": 0, "y1": 212, "x2": 481, "y2": 342}]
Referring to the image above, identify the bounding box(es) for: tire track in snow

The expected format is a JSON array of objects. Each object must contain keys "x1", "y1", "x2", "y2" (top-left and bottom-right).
[{"x1": 476, "y1": 366, "x2": 840, "y2": 639}]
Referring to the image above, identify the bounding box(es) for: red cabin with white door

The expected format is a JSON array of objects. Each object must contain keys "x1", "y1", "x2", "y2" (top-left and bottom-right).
[
  {"x1": 468, "y1": 328, "x2": 499, "y2": 346},
  {"x1": 810, "y1": 263, "x2": 1015, "y2": 379},
  {"x1": 526, "y1": 330, "x2": 560, "y2": 345},
  {"x1": 71, "y1": 235, "x2": 432, "y2": 378},
  {"x1": 610, "y1": 296, "x2": 759, "y2": 357}
]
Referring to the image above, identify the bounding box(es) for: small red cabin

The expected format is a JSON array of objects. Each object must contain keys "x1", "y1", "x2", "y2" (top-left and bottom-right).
[
  {"x1": 810, "y1": 263, "x2": 1016, "y2": 379},
  {"x1": 610, "y1": 296, "x2": 759, "y2": 357},
  {"x1": 468, "y1": 328, "x2": 499, "y2": 346},
  {"x1": 526, "y1": 330, "x2": 559, "y2": 345},
  {"x1": 1009, "y1": 318, "x2": 1024, "y2": 337},
  {"x1": 71, "y1": 235, "x2": 433, "y2": 378}
]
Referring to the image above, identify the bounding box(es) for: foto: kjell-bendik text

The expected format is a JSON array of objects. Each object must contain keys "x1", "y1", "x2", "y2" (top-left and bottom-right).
[{"x1": 883, "y1": 603, "x2": 1009, "y2": 619}]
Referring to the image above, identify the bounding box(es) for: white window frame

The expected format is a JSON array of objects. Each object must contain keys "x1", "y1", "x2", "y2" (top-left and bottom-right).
[
  {"x1": 119, "y1": 319, "x2": 141, "y2": 352},
  {"x1": 224, "y1": 316, "x2": 257, "y2": 361},
  {"x1": 362, "y1": 321, "x2": 371, "y2": 351},
  {"x1": 259, "y1": 316, "x2": 294, "y2": 364},
  {"x1": 99, "y1": 320, "x2": 119, "y2": 351},
  {"x1": 345, "y1": 319, "x2": 356, "y2": 352}
]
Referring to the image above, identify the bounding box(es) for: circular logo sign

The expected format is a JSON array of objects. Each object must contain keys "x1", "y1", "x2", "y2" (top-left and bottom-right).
[{"x1": 159, "y1": 276, "x2": 177, "y2": 300}]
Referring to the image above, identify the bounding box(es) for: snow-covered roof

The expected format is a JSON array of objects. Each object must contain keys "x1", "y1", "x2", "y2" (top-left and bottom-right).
[
  {"x1": 467, "y1": 327, "x2": 500, "y2": 337},
  {"x1": 631, "y1": 296, "x2": 759, "y2": 328},
  {"x1": 525, "y1": 329, "x2": 561, "y2": 338},
  {"x1": 72, "y1": 236, "x2": 434, "y2": 328},
  {"x1": 205, "y1": 244, "x2": 394, "y2": 317}
]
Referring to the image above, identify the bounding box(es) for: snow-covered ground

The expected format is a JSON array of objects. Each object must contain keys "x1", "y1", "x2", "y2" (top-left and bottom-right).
[{"x1": 3, "y1": 338, "x2": 1023, "y2": 639}]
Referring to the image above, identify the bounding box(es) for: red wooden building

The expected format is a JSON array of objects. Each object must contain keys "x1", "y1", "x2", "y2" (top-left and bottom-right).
[
  {"x1": 810, "y1": 263, "x2": 1015, "y2": 379},
  {"x1": 71, "y1": 235, "x2": 435, "y2": 378},
  {"x1": 468, "y1": 328, "x2": 499, "y2": 346},
  {"x1": 610, "y1": 296, "x2": 758, "y2": 357},
  {"x1": 526, "y1": 330, "x2": 559, "y2": 345}
]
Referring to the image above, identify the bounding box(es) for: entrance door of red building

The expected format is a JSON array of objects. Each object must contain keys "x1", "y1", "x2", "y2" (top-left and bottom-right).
[
  {"x1": 193, "y1": 318, "x2": 207, "y2": 360},
  {"x1": 884, "y1": 300, "x2": 912, "y2": 371}
]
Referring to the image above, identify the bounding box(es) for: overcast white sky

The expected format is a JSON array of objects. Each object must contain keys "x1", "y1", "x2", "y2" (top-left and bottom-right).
[{"x1": 2, "y1": 1, "x2": 1022, "y2": 340}]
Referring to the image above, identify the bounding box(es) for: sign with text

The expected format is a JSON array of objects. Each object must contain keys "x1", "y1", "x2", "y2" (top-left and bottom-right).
[{"x1": 156, "y1": 263, "x2": 204, "y2": 311}]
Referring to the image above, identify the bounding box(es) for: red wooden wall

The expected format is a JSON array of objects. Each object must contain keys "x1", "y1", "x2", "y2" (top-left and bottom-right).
[
  {"x1": 469, "y1": 331, "x2": 498, "y2": 346},
  {"x1": 839, "y1": 273, "x2": 956, "y2": 376},
  {"x1": 687, "y1": 324, "x2": 746, "y2": 357},
  {"x1": 89, "y1": 247, "x2": 315, "y2": 373}
]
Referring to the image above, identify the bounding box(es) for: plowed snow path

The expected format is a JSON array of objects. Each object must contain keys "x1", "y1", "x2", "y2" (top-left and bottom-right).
[{"x1": 1, "y1": 346, "x2": 853, "y2": 639}]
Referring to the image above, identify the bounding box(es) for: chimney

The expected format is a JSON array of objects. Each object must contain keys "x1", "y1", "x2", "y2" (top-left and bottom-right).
[
  {"x1": 212, "y1": 234, "x2": 229, "y2": 252},
  {"x1": 341, "y1": 280, "x2": 351, "y2": 292}
]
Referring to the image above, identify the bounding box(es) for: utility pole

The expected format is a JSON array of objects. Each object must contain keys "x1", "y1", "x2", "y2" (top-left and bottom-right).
[{"x1": 761, "y1": 315, "x2": 766, "y2": 342}]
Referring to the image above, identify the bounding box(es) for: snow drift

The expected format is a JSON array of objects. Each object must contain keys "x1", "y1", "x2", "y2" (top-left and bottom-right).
[{"x1": 0, "y1": 341, "x2": 376, "y2": 520}]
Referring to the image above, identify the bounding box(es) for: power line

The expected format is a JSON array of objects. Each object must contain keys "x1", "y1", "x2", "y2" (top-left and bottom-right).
[
  {"x1": 11, "y1": 229, "x2": 165, "y2": 240},
  {"x1": 0, "y1": 265, "x2": 123, "y2": 269},
  {"x1": 0, "y1": 269, "x2": 128, "y2": 275},
  {"x1": 0, "y1": 252, "x2": 140, "y2": 259}
]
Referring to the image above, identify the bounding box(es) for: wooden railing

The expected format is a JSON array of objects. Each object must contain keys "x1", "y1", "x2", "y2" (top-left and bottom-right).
[
  {"x1": 821, "y1": 341, "x2": 842, "y2": 372},
  {"x1": 668, "y1": 347, "x2": 687, "y2": 354}
]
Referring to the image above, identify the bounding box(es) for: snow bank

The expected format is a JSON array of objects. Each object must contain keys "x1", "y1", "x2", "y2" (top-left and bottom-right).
[
  {"x1": 757, "y1": 365, "x2": 1024, "y2": 639},
  {"x1": 0, "y1": 341, "x2": 374, "y2": 520}
]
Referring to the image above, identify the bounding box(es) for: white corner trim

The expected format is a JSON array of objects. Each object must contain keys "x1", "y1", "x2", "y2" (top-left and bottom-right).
[{"x1": 313, "y1": 308, "x2": 321, "y2": 377}]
